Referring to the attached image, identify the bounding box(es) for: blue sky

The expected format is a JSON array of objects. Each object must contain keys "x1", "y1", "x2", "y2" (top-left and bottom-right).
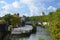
[{"x1": 0, "y1": 0, "x2": 60, "y2": 17}]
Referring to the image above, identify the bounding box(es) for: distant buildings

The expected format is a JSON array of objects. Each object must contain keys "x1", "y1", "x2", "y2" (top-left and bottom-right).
[
  {"x1": 20, "y1": 15, "x2": 26, "y2": 22},
  {"x1": 20, "y1": 15, "x2": 26, "y2": 26},
  {"x1": 40, "y1": 12, "x2": 45, "y2": 16}
]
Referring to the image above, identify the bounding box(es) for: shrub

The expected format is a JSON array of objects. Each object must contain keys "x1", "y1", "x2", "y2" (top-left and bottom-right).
[
  {"x1": 39, "y1": 37, "x2": 44, "y2": 40},
  {"x1": 32, "y1": 23, "x2": 36, "y2": 28}
]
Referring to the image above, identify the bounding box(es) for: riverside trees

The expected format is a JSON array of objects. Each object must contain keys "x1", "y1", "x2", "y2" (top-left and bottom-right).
[
  {"x1": 2, "y1": 13, "x2": 20, "y2": 28},
  {"x1": 47, "y1": 8, "x2": 60, "y2": 40},
  {"x1": 10, "y1": 14, "x2": 20, "y2": 28},
  {"x1": 30, "y1": 8, "x2": 60, "y2": 40}
]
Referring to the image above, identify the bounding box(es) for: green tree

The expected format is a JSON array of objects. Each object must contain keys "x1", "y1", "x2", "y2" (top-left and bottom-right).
[
  {"x1": 47, "y1": 8, "x2": 60, "y2": 40},
  {"x1": 2, "y1": 14, "x2": 12, "y2": 25},
  {"x1": 10, "y1": 14, "x2": 20, "y2": 28}
]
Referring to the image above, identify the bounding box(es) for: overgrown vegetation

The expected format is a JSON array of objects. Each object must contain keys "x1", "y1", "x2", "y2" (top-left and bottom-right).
[
  {"x1": 0, "y1": 13, "x2": 20, "y2": 28},
  {"x1": 47, "y1": 8, "x2": 60, "y2": 40},
  {"x1": 32, "y1": 23, "x2": 36, "y2": 28},
  {"x1": 39, "y1": 37, "x2": 44, "y2": 40},
  {"x1": 30, "y1": 8, "x2": 60, "y2": 40}
]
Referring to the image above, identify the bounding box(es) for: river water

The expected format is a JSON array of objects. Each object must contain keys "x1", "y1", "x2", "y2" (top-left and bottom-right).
[{"x1": 11, "y1": 26, "x2": 52, "y2": 40}]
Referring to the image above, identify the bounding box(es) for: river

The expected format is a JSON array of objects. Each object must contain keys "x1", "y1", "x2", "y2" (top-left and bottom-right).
[{"x1": 11, "y1": 26, "x2": 52, "y2": 40}]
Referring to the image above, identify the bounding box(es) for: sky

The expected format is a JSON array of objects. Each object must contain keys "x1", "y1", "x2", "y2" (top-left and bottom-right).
[{"x1": 0, "y1": 0, "x2": 60, "y2": 17}]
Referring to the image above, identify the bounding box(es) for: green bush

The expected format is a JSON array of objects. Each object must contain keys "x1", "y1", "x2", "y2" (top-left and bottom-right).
[
  {"x1": 39, "y1": 37, "x2": 44, "y2": 40},
  {"x1": 32, "y1": 23, "x2": 36, "y2": 28},
  {"x1": 0, "y1": 19, "x2": 5, "y2": 23}
]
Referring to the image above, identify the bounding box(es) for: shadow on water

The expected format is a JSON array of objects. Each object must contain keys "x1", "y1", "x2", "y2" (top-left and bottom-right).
[{"x1": 11, "y1": 34, "x2": 31, "y2": 38}]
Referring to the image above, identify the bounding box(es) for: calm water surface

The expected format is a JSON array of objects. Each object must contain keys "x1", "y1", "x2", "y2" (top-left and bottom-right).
[{"x1": 11, "y1": 26, "x2": 52, "y2": 40}]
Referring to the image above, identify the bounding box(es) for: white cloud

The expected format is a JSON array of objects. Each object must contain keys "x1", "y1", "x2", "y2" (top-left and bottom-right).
[
  {"x1": 2, "y1": 1, "x2": 20, "y2": 10},
  {"x1": 20, "y1": 0, "x2": 32, "y2": 4},
  {"x1": 2, "y1": 4, "x2": 10, "y2": 10},
  {"x1": 12, "y1": 1, "x2": 19, "y2": 8},
  {"x1": 0, "y1": 0, "x2": 53, "y2": 16},
  {"x1": 20, "y1": 0, "x2": 47, "y2": 16},
  {"x1": 0, "y1": 1, "x2": 7, "y2": 4},
  {"x1": 0, "y1": 7, "x2": 10, "y2": 17},
  {"x1": 23, "y1": 13, "x2": 28, "y2": 16},
  {"x1": 29, "y1": 5, "x2": 39, "y2": 16},
  {"x1": 1, "y1": 1, "x2": 20, "y2": 14},
  {"x1": 48, "y1": 6, "x2": 56, "y2": 11},
  {"x1": 20, "y1": 0, "x2": 40, "y2": 16},
  {"x1": 0, "y1": 1, "x2": 11, "y2": 13}
]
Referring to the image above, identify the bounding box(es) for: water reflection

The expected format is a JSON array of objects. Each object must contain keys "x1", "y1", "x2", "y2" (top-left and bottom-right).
[{"x1": 11, "y1": 26, "x2": 52, "y2": 40}]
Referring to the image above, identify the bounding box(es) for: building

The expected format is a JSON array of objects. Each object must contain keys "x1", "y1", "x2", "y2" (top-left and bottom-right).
[
  {"x1": 40, "y1": 12, "x2": 45, "y2": 16},
  {"x1": 20, "y1": 15, "x2": 26, "y2": 26}
]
